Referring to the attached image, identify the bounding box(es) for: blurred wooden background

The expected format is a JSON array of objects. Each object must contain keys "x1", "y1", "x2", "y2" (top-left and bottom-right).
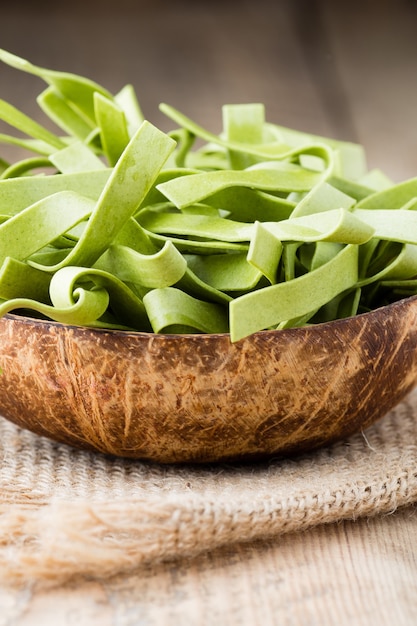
[{"x1": 1, "y1": 0, "x2": 417, "y2": 180}]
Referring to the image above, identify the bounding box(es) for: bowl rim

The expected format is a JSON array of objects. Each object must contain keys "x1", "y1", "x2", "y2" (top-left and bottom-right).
[{"x1": 3, "y1": 294, "x2": 417, "y2": 343}]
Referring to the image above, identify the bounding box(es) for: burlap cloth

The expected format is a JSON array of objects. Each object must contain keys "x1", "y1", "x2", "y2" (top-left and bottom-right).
[{"x1": 1, "y1": 386, "x2": 417, "y2": 586}]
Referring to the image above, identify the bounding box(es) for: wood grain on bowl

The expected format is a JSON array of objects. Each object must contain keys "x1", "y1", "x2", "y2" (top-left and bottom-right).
[{"x1": 0, "y1": 298, "x2": 417, "y2": 463}]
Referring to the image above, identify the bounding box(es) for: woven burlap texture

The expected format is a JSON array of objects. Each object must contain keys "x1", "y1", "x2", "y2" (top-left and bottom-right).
[{"x1": 1, "y1": 387, "x2": 417, "y2": 585}]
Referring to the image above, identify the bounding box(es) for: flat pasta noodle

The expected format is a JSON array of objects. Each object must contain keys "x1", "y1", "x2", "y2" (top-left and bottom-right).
[
  {"x1": 37, "y1": 86, "x2": 97, "y2": 142},
  {"x1": 156, "y1": 165, "x2": 324, "y2": 209},
  {"x1": 0, "y1": 191, "x2": 95, "y2": 266},
  {"x1": 229, "y1": 244, "x2": 359, "y2": 342},
  {"x1": 94, "y1": 92, "x2": 130, "y2": 166},
  {"x1": 0, "y1": 169, "x2": 111, "y2": 216},
  {"x1": 0, "y1": 97, "x2": 65, "y2": 150}
]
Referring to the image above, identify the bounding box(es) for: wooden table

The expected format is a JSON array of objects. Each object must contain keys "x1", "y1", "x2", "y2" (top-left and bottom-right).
[
  {"x1": 0, "y1": 1, "x2": 417, "y2": 623},
  {"x1": 0, "y1": 507, "x2": 416, "y2": 625}
]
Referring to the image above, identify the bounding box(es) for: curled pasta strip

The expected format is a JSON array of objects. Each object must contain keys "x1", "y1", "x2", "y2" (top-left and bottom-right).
[
  {"x1": 96, "y1": 241, "x2": 187, "y2": 289},
  {"x1": 143, "y1": 287, "x2": 228, "y2": 335}
]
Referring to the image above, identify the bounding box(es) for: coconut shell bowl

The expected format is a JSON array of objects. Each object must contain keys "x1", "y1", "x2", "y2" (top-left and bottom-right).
[{"x1": 0, "y1": 296, "x2": 416, "y2": 464}]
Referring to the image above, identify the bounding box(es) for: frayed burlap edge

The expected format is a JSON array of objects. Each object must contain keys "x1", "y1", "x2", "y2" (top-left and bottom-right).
[{"x1": 0, "y1": 457, "x2": 416, "y2": 586}]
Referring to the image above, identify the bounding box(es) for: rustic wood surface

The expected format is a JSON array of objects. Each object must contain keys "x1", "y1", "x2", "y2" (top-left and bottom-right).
[
  {"x1": 1, "y1": 0, "x2": 417, "y2": 623},
  {"x1": 0, "y1": 506, "x2": 416, "y2": 625}
]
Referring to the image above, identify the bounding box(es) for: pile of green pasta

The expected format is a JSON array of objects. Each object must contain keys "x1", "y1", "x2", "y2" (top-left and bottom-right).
[{"x1": 1, "y1": 49, "x2": 417, "y2": 342}]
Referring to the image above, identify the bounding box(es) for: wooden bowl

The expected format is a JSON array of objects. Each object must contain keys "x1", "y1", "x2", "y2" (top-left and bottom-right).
[{"x1": 0, "y1": 296, "x2": 417, "y2": 463}]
